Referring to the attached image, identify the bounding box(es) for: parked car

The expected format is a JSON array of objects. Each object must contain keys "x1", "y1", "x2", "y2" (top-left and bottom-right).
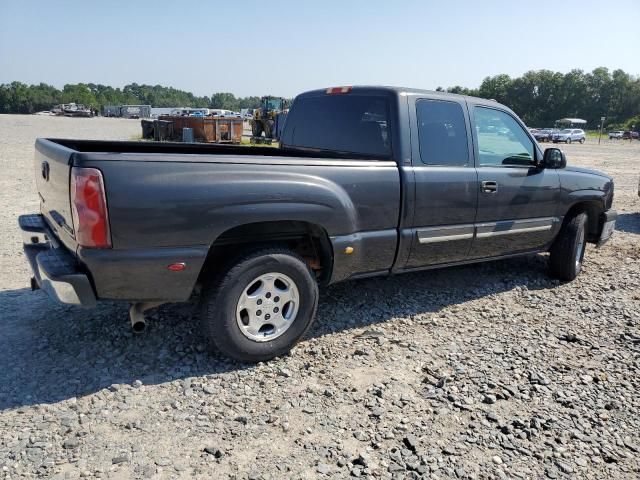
[
  {"x1": 622, "y1": 131, "x2": 639, "y2": 140},
  {"x1": 240, "y1": 108, "x2": 255, "y2": 120},
  {"x1": 609, "y1": 131, "x2": 624, "y2": 139},
  {"x1": 534, "y1": 128, "x2": 554, "y2": 142},
  {"x1": 20, "y1": 86, "x2": 617, "y2": 362},
  {"x1": 552, "y1": 128, "x2": 586, "y2": 144}
]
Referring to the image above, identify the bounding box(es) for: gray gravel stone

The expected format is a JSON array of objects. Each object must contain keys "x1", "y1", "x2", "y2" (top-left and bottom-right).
[
  {"x1": 111, "y1": 455, "x2": 129, "y2": 465},
  {"x1": 0, "y1": 119, "x2": 638, "y2": 480}
]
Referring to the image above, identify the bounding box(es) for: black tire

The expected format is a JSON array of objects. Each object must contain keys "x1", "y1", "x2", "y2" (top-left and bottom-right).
[
  {"x1": 251, "y1": 120, "x2": 262, "y2": 137},
  {"x1": 548, "y1": 212, "x2": 587, "y2": 281},
  {"x1": 264, "y1": 119, "x2": 275, "y2": 139},
  {"x1": 200, "y1": 247, "x2": 319, "y2": 362},
  {"x1": 580, "y1": 138, "x2": 585, "y2": 144},
  {"x1": 566, "y1": 138, "x2": 572, "y2": 144}
]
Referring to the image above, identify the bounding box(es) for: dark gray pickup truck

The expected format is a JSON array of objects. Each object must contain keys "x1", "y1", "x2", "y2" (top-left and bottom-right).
[{"x1": 20, "y1": 86, "x2": 617, "y2": 362}]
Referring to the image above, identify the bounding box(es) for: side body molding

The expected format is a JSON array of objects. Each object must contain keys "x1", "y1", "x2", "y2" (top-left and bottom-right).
[{"x1": 416, "y1": 216, "x2": 559, "y2": 242}]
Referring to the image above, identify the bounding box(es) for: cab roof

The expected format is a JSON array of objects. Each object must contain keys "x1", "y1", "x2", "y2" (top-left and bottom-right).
[{"x1": 298, "y1": 85, "x2": 503, "y2": 108}]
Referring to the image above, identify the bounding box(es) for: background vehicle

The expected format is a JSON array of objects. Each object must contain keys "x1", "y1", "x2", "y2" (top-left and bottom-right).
[
  {"x1": 170, "y1": 108, "x2": 210, "y2": 117},
  {"x1": 20, "y1": 86, "x2": 616, "y2": 362},
  {"x1": 250, "y1": 96, "x2": 288, "y2": 140},
  {"x1": 534, "y1": 128, "x2": 554, "y2": 142},
  {"x1": 210, "y1": 109, "x2": 238, "y2": 117},
  {"x1": 552, "y1": 128, "x2": 586, "y2": 144},
  {"x1": 609, "y1": 130, "x2": 624, "y2": 139}
]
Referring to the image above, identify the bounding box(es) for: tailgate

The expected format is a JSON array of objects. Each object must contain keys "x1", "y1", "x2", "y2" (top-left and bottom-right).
[{"x1": 34, "y1": 138, "x2": 78, "y2": 251}]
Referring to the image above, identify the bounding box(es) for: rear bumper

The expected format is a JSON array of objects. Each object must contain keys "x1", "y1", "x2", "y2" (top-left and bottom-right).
[
  {"x1": 20, "y1": 213, "x2": 209, "y2": 304},
  {"x1": 19, "y1": 214, "x2": 97, "y2": 307},
  {"x1": 596, "y1": 209, "x2": 617, "y2": 247}
]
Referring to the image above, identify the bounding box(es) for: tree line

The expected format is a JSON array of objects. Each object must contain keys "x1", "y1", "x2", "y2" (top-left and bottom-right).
[
  {"x1": 0, "y1": 82, "x2": 266, "y2": 115},
  {"x1": 438, "y1": 67, "x2": 640, "y2": 130},
  {"x1": 1, "y1": 67, "x2": 639, "y2": 129}
]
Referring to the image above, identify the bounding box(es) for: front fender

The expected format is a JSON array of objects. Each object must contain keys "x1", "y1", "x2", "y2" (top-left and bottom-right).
[{"x1": 564, "y1": 189, "x2": 607, "y2": 210}]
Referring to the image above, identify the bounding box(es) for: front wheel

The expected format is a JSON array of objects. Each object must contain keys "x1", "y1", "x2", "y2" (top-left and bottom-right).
[
  {"x1": 264, "y1": 119, "x2": 275, "y2": 139},
  {"x1": 580, "y1": 138, "x2": 585, "y2": 144},
  {"x1": 251, "y1": 120, "x2": 263, "y2": 137},
  {"x1": 200, "y1": 247, "x2": 319, "y2": 362},
  {"x1": 548, "y1": 212, "x2": 587, "y2": 281}
]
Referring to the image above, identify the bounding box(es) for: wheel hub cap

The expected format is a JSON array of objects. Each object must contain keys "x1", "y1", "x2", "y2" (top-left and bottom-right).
[{"x1": 236, "y1": 272, "x2": 299, "y2": 342}]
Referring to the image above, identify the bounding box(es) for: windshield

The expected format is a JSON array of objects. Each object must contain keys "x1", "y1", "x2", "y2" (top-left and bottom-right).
[{"x1": 265, "y1": 98, "x2": 283, "y2": 110}]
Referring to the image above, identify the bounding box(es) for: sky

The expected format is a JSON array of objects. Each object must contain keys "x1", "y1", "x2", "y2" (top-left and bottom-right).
[{"x1": 1, "y1": 0, "x2": 639, "y2": 98}]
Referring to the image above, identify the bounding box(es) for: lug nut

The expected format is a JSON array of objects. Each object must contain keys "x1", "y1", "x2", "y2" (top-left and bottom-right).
[
  {"x1": 274, "y1": 296, "x2": 280, "y2": 302},
  {"x1": 256, "y1": 310, "x2": 262, "y2": 316},
  {"x1": 257, "y1": 299, "x2": 262, "y2": 305},
  {"x1": 265, "y1": 314, "x2": 271, "y2": 320},
  {"x1": 266, "y1": 292, "x2": 271, "y2": 299},
  {"x1": 274, "y1": 307, "x2": 279, "y2": 313}
]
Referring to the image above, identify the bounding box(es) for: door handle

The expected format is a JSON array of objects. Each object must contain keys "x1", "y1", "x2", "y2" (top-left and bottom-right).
[{"x1": 481, "y1": 181, "x2": 498, "y2": 193}]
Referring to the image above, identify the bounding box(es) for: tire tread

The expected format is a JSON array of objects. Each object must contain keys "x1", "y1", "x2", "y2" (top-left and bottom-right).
[
  {"x1": 549, "y1": 212, "x2": 587, "y2": 281},
  {"x1": 200, "y1": 246, "x2": 318, "y2": 362}
]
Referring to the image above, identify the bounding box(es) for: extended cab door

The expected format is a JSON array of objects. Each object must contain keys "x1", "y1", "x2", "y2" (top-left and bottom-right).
[
  {"x1": 468, "y1": 103, "x2": 561, "y2": 258},
  {"x1": 404, "y1": 95, "x2": 478, "y2": 268}
]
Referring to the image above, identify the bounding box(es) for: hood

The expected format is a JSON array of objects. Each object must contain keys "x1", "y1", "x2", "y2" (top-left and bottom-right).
[{"x1": 564, "y1": 165, "x2": 611, "y2": 179}]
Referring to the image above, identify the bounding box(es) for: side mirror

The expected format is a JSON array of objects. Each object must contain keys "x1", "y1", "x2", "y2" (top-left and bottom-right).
[{"x1": 540, "y1": 148, "x2": 566, "y2": 169}]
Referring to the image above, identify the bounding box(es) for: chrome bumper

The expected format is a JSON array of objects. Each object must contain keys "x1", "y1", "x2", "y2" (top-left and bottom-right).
[{"x1": 19, "y1": 214, "x2": 97, "y2": 307}]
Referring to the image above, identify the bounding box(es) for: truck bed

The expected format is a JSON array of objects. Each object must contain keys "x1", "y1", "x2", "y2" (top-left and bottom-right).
[
  {"x1": 33, "y1": 137, "x2": 402, "y2": 301},
  {"x1": 46, "y1": 138, "x2": 392, "y2": 162}
]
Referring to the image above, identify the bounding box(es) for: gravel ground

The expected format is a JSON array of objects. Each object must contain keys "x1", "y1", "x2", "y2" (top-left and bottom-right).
[{"x1": 1, "y1": 114, "x2": 639, "y2": 479}]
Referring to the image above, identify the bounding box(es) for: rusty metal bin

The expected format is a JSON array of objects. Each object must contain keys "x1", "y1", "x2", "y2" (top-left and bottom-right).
[
  {"x1": 158, "y1": 115, "x2": 243, "y2": 143},
  {"x1": 154, "y1": 120, "x2": 174, "y2": 141}
]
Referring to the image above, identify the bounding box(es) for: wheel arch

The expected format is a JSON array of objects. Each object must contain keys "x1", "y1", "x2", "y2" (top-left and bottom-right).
[
  {"x1": 562, "y1": 198, "x2": 605, "y2": 242},
  {"x1": 197, "y1": 220, "x2": 334, "y2": 288}
]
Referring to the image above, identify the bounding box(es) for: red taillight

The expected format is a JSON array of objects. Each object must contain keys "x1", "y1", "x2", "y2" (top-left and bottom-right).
[
  {"x1": 326, "y1": 86, "x2": 352, "y2": 94},
  {"x1": 167, "y1": 262, "x2": 186, "y2": 272},
  {"x1": 70, "y1": 167, "x2": 111, "y2": 248}
]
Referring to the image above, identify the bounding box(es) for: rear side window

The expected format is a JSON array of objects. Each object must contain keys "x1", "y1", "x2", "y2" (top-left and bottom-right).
[
  {"x1": 416, "y1": 99, "x2": 469, "y2": 166},
  {"x1": 281, "y1": 95, "x2": 391, "y2": 158}
]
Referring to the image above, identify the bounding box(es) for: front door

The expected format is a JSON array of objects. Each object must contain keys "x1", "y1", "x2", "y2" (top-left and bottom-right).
[
  {"x1": 405, "y1": 96, "x2": 478, "y2": 268},
  {"x1": 468, "y1": 104, "x2": 561, "y2": 258}
]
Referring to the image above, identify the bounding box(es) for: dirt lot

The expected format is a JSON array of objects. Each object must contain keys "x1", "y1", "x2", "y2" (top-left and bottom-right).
[{"x1": 0, "y1": 114, "x2": 639, "y2": 479}]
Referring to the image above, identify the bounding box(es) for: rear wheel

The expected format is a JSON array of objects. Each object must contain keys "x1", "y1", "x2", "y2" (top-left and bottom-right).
[
  {"x1": 548, "y1": 212, "x2": 587, "y2": 281},
  {"x1": 251, "y1": 120, "x2": 263, "y2": 137},
  {"x1": 200, "y1": 247, "x2": 319, "y2": 362},
  {"x1": 566, "y1": 138, "x2": 572, "y2": 144}
]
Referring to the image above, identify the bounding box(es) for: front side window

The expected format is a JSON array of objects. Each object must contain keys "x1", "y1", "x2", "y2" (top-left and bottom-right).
[
  {"x1": 475, "y1": 107, "x2": 535, "y2": 167},
  {"x1": 416, "y1": 99, "x2": 469, "y2": 166}
]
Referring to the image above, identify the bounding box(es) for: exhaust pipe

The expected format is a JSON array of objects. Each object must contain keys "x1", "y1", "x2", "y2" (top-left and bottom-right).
[{"x1": 129, "y1": 302, "x2": 164, "y2": 333}]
